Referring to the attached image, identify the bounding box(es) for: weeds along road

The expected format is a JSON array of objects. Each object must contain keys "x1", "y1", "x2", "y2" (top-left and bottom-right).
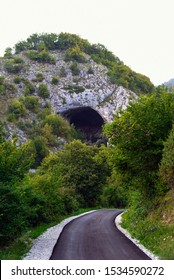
[{"x1": 50, "y1": 209, "x2": 150, "y2": 260}]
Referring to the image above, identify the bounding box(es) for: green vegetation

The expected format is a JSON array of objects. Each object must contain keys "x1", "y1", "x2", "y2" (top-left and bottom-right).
[
  {"x1": 13, "y1": 32, "x2": 154, "y2": 94},
  {"x1": 1, "y1": 32, "x2": 174, "y2": 260},
  {"x1": 8, "y1": 99, "x2": 26, "y2": 120},
  {"x1": 0, "y1": 207, "x2": 99, "y2": 260},
  {"x1": 23, "y1": 96, "x2": 39, "y2": 112},
  {"x1": 51, "y1": 76, "x2": 59, "y2": 85},
  {"x1": 64, "y1": 46, "x2": 87, "y2": 63},
  {"x1": 70, "y1": 62, "x2": 80, "y2": 76},
  {"x1": 104, "y1": 91, "x2": 174, "y2": 259},
  {"x1": 38, "y1": 83, "x2": 50, "y2": 98},
  {"x1": 0, "y1": 76, "x2": 16, "y2": 96},
  {"x1": 27, "y1": 49, "x2": 56, "y2": 64},
  {"x1": 63, "y1": 84, "x2": 85, "y2": 94},
  {"x1": 4, "y1": 57, "x2": 24, "y2": 74}
]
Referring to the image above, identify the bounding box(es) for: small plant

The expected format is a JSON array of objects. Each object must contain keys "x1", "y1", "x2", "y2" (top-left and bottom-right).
[
  {"x1": 23, "y1": 80, "x2": 35, "y2": 95},
  {"x1": 4, "y1": 60, "x2": 23, "y2": 74},
  {"x1": 70, "y1": 62, "x2": 80, "y2": 76},
  {"x1": 59, "y1": 66, "x2": 67, "y2": 77},
  {"x1": 38, "y1": 83, "x2": 50, "y2": 98},
  {"x1": 13, "y1": 76, "x2": 22, "y2": 84},
  {"x1": 87, "y1": 66, "x2": 94, "y2": 74},
  {"x1": 8, "y1": 99, "x2": 26, "y2": 120},
  {"x1": 63, "y1": 84, "x2": 85, "y2": 94},
  {"x1": 36, "y1": 72, "x2": 44, "y2": 82},
  {"x1": 64, "y1": 46, "x2": 87, "y2": 63},
  {"x1": 0, "y1": 76, "x2": 16, "y2": 96},
  {"x1": 51, "y1": 76, "x2": 59, "y2": 85},
  {"x1": 27, "y1": 50, "x2": 56, "y2": 64},
  {"x1": 4, "y1": 47, "x2": 13, "y2": 58},
  {"x1": 23, "y1": 96, "x2": 39, "y2": 112}
]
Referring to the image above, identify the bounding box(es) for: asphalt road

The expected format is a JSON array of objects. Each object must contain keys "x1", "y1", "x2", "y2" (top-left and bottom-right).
[{"x1": 50, "y1": 209, "x2": 151, "y2": 260}]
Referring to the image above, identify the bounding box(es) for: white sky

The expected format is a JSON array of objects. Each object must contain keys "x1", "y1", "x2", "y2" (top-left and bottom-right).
[{"x1": 0, "y1": 0, "x2": 174, "y2": 85}]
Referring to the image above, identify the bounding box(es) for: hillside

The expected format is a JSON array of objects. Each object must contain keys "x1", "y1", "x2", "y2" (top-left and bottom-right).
[
  {"x1": 0, "y1": 32, "x2": 154, "y2": 147},
  {"x1": 1, "y1": 32, "x2": 174, "y2": 260},
  {"x1": 164, "y1": 77, "x2": 174, "y2": 86}
]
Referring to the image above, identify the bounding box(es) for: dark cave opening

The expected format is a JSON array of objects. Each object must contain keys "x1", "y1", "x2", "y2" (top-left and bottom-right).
[{"x1": 61, "y1": 107, "x2": 105, "y2": 143}]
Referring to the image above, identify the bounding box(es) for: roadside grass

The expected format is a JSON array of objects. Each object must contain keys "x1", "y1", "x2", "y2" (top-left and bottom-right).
[
  {"x1": 0, "y1": 207, "x2": 98, "y2": 260},
  {"x1": 121, "y1": 207, "x2": 174, "y2": 259}
]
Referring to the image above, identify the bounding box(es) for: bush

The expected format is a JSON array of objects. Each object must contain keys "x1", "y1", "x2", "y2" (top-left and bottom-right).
[
  {"x1": 32, "y1": 136, "x2": 49, "y2": 167},
  {"x1": 38, "y1": 83, "x2": 50, "y2": 98},
  {"x1": 64, "y1": 46, "x2": 87, "y2": 63},
  {"x1": 59, "y1": 66, "x2": 67, "y2": 77},
  {"x1": 23, "y1": 96, "x2": 39, "y2": 111},
  {"x1": 23, "y1": 79, "x2": 35, "y2": 95},
  {"x1": 14, "y1": 76, "x2": 22, "y2": 84},
  {"x1": 8, "y1": 99, "x2": 26, "y2": 119},
  {"x1": 27, "y1": 50, "x2": 56, "y2": 64},
  {"x1": 44, "y1": 114, "x2": 71, "y2": 137},
  {"x1": 159, "y1": 125, "x2": 174, "y2": 190},
  {"x1": 87, "y1": 66, "x2": 94, "y2": 74},
  {"x1": 70, "y1": 62, "x2": 80, "y2": 76},
  {"x1": 36, "y1": 72, "x2": 44, "y2": 82},
  {"x1": 51, "y1": 76, "x2": 59, "y2": 85},
  {"x1": 63, "y1": 84, "x2": 85, "y2": 94},
  {"x1": 4, "y1": 60, "x2": 23, "y2": 74},
  {"x1": 0, "y1": 183, "x2": 28, "y2": 245}
]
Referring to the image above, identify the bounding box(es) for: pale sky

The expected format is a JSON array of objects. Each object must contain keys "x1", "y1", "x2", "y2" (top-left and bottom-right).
[{"x1": 0, "y1": 0, "x2": 174, "y2": 85}]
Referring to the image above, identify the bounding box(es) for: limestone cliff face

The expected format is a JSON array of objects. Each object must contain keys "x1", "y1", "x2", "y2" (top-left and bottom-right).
[{"x1": 0, "y1": 50, "x2": 138, "y2": 143}]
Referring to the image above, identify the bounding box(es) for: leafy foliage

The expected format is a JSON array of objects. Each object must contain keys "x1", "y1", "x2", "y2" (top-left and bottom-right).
[
  {"x1": 4, "y1": 57, "x2": 24, "y2": 74},
  {"x1": 27, "y1": 49, "x2": 56, "y2": 64},
  {"x1": 13, "y1": 32, "x2": 154, "y2": 95},
  {"x1": 104, "y1": 92, "x2": 174, "y2": 195},
  {"x1": 38, "y1": 83, "x2": 50, "y2": 98},
  {"x1": 64, "y1": 46, "x2": 87, "y2": 63},
  {"x1": 8, "y1": 99, "x2": 26, "y2": 119},
  {"x1": 159, "y1": 125, "x2": 174, "y2": 189}
]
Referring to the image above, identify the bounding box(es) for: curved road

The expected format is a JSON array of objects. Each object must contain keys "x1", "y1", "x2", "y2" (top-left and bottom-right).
[{"x1": 50, "y1": 209, "x2": 150, "y2": 260}]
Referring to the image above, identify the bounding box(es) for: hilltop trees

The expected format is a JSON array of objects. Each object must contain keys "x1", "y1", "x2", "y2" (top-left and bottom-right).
[{"x1": 13, "y1": 32, "x2": 154, "y2": 95}]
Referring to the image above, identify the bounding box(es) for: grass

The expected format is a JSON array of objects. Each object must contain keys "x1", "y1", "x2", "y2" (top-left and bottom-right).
[
  {"x1": 0, "y1": 207, "x2": 97, "y2": 260},
  {"x1": 121, "y1": 191, "x2": 174, "y2": 260}
]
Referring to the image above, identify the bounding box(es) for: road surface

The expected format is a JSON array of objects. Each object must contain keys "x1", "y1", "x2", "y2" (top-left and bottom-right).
[{"x1": 50, "y1": 209, "x2": 150, "y2": 260}]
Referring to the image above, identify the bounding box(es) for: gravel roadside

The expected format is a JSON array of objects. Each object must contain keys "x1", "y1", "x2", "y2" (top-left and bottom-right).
[{"x1": 23, "y1": 210, "x2": 158, "y2": 260}]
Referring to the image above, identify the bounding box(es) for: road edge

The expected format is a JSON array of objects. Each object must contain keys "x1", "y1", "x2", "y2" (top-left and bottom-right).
[
  {"x1": 23, "y1": 210, "x2": 97, "y2": 260},
  {"x1": 115, "y1": 212, "x2": 159, "y2": 260}
]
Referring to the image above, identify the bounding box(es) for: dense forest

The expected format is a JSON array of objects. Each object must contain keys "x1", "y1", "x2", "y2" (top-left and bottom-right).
[{"x1": 0, "y1": 33, "x2": 174, "y2": 259}]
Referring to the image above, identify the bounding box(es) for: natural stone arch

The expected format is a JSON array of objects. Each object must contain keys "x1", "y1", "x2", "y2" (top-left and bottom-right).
[{"x1": 60, "y1": 106, "x2": 105, "y2": 143}]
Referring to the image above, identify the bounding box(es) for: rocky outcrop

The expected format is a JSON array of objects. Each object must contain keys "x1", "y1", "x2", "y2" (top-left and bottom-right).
[{"x1": 0, "y1": 50, "x2": 138, "y2": 143}]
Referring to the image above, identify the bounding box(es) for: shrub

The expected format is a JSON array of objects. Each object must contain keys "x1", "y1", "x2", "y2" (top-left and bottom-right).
[
  {"x1": 63, "y1": 84, "x2": 85, "y2": 94},
  {"x1": 32, "y1": 136, "x2": 49, "y2": 167},
  {"x1": 159, "y1": 125, "x2": 174, "y2": 190},
  {"x1": 14, "y1": 76, "x2": 22, "y2": 84},
  {"x1": 70, "y1": 62, "x2": 80, "y2": 76},
  {"x1": 4, "y1": 60, "x2": 23, "y2": 74},
  {"x1": 23, "y1": 79, "x2": 35, "y2": 95},
  {"x1": 27, "y1": 49, "x2": 56, "y2": 64},
  {"x1": 51, "y1": 76, "x2": 59, "y2": 85},
  {"x1": 4, "y1": 47, "x2": 13, "y2": 58},
  {"x1": 36, "y1": 72, "x2": 44, "y2": 82},
  {"x1": 59, "y1": 66, "x2": 67, "y2": 77},
  {"x1": 0, "y1": 183, "x2": 28, "y2": 245},
  {"x1": 23, "y1": 96, "x2": 39, "y2": 111},
  {"x1": 8, "y1": 99, "x2": 26, "y2": 119},
  {"x1": 87, "y1": 66, "x2": 94, "y2": 74},
  {"x1": 64, "y1": 46, "x2": 87, "y2": 63},
  {"x1": 44, "y1": 114, "x2": 71, "y2": 137},
  {"x1": 38, "y1": 83, "x2": 50, "y2": 98}
]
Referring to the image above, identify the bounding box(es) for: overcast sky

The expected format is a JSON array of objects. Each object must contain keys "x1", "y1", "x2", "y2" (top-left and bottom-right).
[{"x1": 0, "y1": 0, "x2": 174, "y2": 85}]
